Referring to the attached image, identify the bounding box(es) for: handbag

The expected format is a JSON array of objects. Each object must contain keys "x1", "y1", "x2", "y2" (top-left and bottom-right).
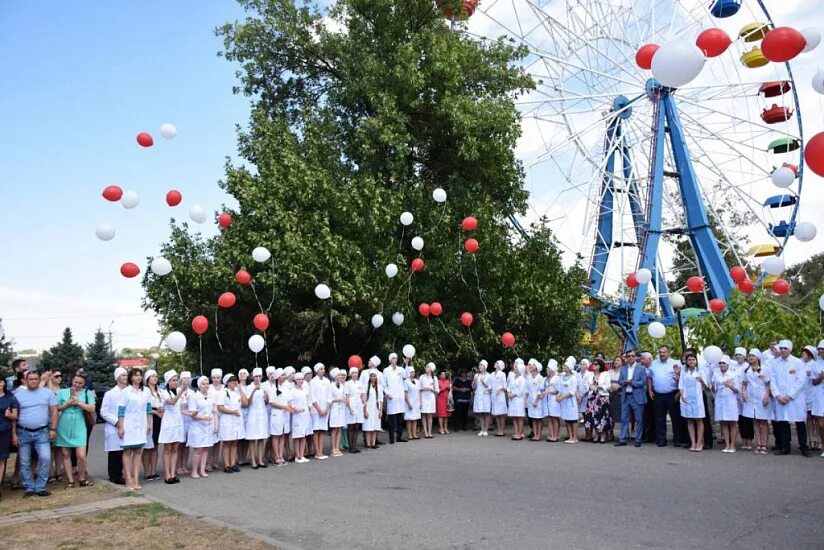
[
  {"x1": 83, "y1": 389, "x2": 97, "y2": 428},
  {"x1": 447, "y1": 391, "x2": 455, "y2": 413}
]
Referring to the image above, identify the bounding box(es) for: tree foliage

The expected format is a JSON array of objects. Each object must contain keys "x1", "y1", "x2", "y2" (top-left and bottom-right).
[
  {"x1": 0, "y1": 318, "x2": 14, "y2": 369},
  {"x1": 142, "y1": 0, "x2": 584, "y2": 370},
  {"x1": 85, "y1": 329, "x2": 117, "y2": 387},
  {"x1": 40, "y1": 327, "x2": 85, "y2": 374}
]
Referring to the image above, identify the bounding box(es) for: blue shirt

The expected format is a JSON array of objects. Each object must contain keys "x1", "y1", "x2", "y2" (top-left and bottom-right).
[
  {"x1": 649, "y1": 359, "x2": 680, "y2": 393},
  {"x1": 15, "y1": 387, "x2": 57, "y2": 429},
  {"x1": 0, "y1": 392, "x2": 19, "y2": 432}
]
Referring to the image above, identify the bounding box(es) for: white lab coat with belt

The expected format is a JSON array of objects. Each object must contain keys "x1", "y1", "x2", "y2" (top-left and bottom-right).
[
  {"x1": 770, "y1": 355, "x2": 807, "y2": 422},
  {"x1": 101, "y1": 386, "x2": 124, "y2": 452}
]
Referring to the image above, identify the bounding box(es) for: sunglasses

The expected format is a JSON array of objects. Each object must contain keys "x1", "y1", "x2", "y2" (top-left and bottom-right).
[{"x1": 53, "y1": 374, "x2": 63, "y2": 378}]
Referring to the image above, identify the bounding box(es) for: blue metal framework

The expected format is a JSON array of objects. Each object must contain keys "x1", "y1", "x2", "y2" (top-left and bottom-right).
[{"x1": 586, "y1": 81, "x2": 734, "y2": 350}]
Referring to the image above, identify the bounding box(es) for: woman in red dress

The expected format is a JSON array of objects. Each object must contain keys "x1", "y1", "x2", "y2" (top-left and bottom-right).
[{"x1": 436, "y1": 371, "x2": 452, "y2": 435}]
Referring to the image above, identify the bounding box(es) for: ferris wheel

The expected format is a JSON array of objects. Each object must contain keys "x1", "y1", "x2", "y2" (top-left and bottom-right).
[{"x1": 461, "y1": 0, "x2": 811, "y2": 349}]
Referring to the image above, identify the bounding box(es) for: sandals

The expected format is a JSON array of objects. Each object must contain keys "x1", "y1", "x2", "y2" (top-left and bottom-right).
[
  {"x1": 65, "y1": 482, "x2": 75, "y2": 489},
  {"x1": 79, "y1": 479, "x2": 94, "y2": 487}
]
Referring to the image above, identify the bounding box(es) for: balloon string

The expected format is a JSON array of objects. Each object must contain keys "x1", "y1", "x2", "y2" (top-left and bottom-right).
[
  {"x1": 254, "y1": 351, "x2": 259, "y2": 369},
  {"x1": 472, "y1": 255, "x2": 489, "y2": 313},
  {"x1": 171, "y1": 273, "x2": 191, "y2": 314},
  {"x1": 198, "y1": 336, "x2": 204, "y2": 377},
  {"x1": 457, "y1": 229, "x2": 470, "y2": 289},
  {"x1": 399, "y1": 226, "x2": 405, "y2": 251},
  {"x1": 423, "y1": 202, "x2": 447, "y2": 236},
  {"x1": 329, "y1": 296, "x2": 338, "y2": 354},
  {"x1": 427, "y1": 318, "x2": 446, "y2": 355},
  {"x1": 250, "y1": 282, "x2": 265, "y2": 314},
  {"x1": 263, "y1": 329, "x2": 270, "y2": 365},
  {"x1": 436, "y1": 317, "x2": 460, "y2": 350},
  {"x1": 267, "y1": 257, "x2": 276, "y2": 311},
  {"x1": 467, "y1": 326, "x2": 478, "y2": 356},
  {"x1": 358, "y1": 327, "x2": 375, "y2": 355},
  {"x1": 214, "y1": 308, "x2": 225, "y2": 352}
]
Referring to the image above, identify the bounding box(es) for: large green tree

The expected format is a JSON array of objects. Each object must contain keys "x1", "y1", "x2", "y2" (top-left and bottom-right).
[
  {"x1": 143, "y1": 0, "x2": 584, "y2": 369},
  {"x1": 40, "y1": 327, "x2": 85, "y2": 373},
  {"x1": 0, "y1": 318, "x2": 14, "y2": 369},
  {"x1": 85, "y1": 329, "x2": 117, "y2": 387}
]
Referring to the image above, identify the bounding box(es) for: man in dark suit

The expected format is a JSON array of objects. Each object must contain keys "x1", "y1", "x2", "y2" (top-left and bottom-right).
[{"x1": 615, "y1": 350, "x2": 647, "y2": 447}]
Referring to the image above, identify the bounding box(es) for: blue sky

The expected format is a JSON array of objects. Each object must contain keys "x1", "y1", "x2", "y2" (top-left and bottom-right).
[{"x1": 1, "y1": 1, "x2": 255, "y2": 350}]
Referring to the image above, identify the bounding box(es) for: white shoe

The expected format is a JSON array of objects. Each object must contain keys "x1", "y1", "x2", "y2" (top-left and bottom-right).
[
  {"x1": 482, "y1": 431, "x2": 488, "y2": 437},
  {"x1": 820, "y1": 451, "x2": 824, "y2": 458},
  {"x1": 297, "y1": 457, "x2": 310, "y2": 464},
  {"x1": 478, "y1": 431, "x2": 484, "y2": 436},
  {"x1": 316, "y1": 455, "x2": 328, "y2": 460}
]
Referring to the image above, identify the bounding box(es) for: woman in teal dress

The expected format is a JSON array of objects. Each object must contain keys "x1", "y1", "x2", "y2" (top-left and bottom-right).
[{"x1": 56, "y1": 372, "x2": 96, "y2": 488}]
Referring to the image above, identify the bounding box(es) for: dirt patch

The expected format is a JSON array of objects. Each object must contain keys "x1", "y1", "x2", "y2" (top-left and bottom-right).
[
  {"x1": 0, "y1": 503, "x2": 276, "y2": 549},
  {"x1": 0, "y1": 483, "x2": 119, "y2": 515}
]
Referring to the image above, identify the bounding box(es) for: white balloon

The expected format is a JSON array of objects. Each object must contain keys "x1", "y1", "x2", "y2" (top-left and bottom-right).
[
  {"x1": 651, "y1": 41, "x2": 706, "y2": 88},
  {"x1": 802, "y1": 27, "x2": 821, "y2": 53},
  {"x1": 668, "y1": 292, "x2": 685, "y2": 309},
  {"x1": 166, "y1": 331, "x2": 187, "y2": 353},
  {"x1": 771, "y1": 167, "x2": 795, "y2": 188},
  {"x1": 813, "y1": 71, "x2": 824, "y2": 95},
  {"x1": 314, "y1": 283, "x2": 331, "y2": 300},
  {"x1": 121, "y1": 190, "x2": 140, "y2": 209},
  {"x1": 411, "y1": 236, "x2": 424, "y2": 251},
  {"x1": 160, "y1": 122, "x2": 178, "y2": 139},
  {"x1": 371, "y1": 314, "x2": 384, "y2": 328},
  {"x1": 819, "y1": 294, "x2": 824, "y2": 311},
  {"x1": 252, "y1": 246, "x2": 271, "y2": 263},
  {"x1": 189, "y1": 205, "x2": 206, "y2": 224},
  {"x1": 702, "y1": 345, "x2": 723, "y2": 364},
  {"x1": 647, "y1": 321, "x2": 666, "y2": 339},
  {"x1": 248, "y1": 334, "x2": 265, "y2": 353},
  {"x1": 635, "y1": 268, "x2": 652, "y2": 284},
  {"x1": 795, "y1": 221, "x2": 817, "y2": 242},
  {"x1": 150, "y1": 257, "x2": 172, "y2": 276},
  {"x1": 400, "y1": 212, "x2": 414, "y2": 226},
  {"x1": 392, "y1": 312, "x2": 405, "y2": 326},
  {"x1": 432, "y1": 188, "x2": 447, "y2": 203},
  {"x1": 385, "y1": 263, "x2": 398, "y2": 278},
  {"x1": 95, "y1": 223, "x2": 115, "y2": 241},
  {"x1": 762, "y1": 256, "x2": 785, "y2": 276},
  {"x1": 402, "y1": 344, "x2": 416, "y2": 358}
]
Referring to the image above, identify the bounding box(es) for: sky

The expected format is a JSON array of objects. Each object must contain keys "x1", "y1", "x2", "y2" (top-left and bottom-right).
[{"x1": 1, "y1": 1, "x2": 823, "y2": 353}]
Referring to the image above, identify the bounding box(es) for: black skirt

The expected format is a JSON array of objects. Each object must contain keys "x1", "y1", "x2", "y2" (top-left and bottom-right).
[{"x1": 0, "y1": 429, "x2": 11, "y2": 459}]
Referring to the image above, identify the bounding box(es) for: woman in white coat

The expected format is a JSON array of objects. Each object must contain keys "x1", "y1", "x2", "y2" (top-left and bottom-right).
[
  {"x1": 544, "y1": 360, "x2": 561, "y2": 442},
  {"x1": 577, "y1": 362, "x2": 595, "y2": 442},
  {"x1": 801, "y1": 347, "x2": 821, "y2": 452},
  {"x1": 678, "y1": 354, "x2": 707, "y2": 452},
  {"x1": 267, "y1": 369, "x2": 292, "y2": 466},
  {"x1": 713, "y1": 356, "x2": 740, "y2": 453},
  {"x1": 117, "y1": 369, "x2": 152, "y2": 491},
  {"x1": 490, "y1": 360, "x2": 508, "y2": 436},
  {"x1": 290, "y1": 373, "x2": 312, "y2": 463},
  {"x1": 403, "y1": 366, "x2": 421, "y2": 440},
  {"x1": 507, "y1": 362, "x2": 526, "y2": 440},
  {"x1": 472, "y1": 360, "x2": 492, "y2": 437},
  {"x1": 236, "y1": 368, "x2": 251, "y2": 467},
  {"x1": 309, "y1": 363, "x2": 330, "y2": 461},
  {"x1": 101, "y1": 367, "x2": 127, "y2": 484},
  {"x1": 328, "y1": 368, "x2": 347, "y2": 457},
  {"x1": 345, "y1": 367, "x2": 365, "y2": 454},
  {"x1": 176, "y1": 372, "x2": 193, "y2": 475},
  {"x1": 419, "y1": 363, "x2": 438, "y2": 439},
  {"x1": 158, "y1": 370, "x2": 185, "y2": 484},
  {"x1": 363, "y1": 371, "x2": 384, "y2": 449},
  {"x1": 526, "y1": 360, "x2": 545, "y2": 441},
  {"x1": 217, "y1": 375, "x2": 247, "y2": 473},
  {"x1": 244, "y1": 368, "x2": 269, "y2": 469},
  {"x1": 142, "y1": 370, "x2": 163, "y2": 481},
  {"x1": 557, "y1": 359, "x2": 579, "y2": 444},
  {"x1": 188, "y1": 376, "x2": 217, "y2": 478},
  {"x1": 741, "y1": 350, "x2": 773, "y2": 455},
  {"x1": 811, "y1": 340, "x2": 824, "y2": 458}
]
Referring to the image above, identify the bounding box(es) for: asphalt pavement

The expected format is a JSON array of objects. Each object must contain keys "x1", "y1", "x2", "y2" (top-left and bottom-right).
[{"x1": 86, "y1": 428, "x2": 824, "y2": 549}]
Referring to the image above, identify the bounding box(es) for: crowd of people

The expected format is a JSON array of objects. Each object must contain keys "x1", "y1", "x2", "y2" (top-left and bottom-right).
[{"x1": 1, "y1": 338, "x2": 823, "y2": 497}]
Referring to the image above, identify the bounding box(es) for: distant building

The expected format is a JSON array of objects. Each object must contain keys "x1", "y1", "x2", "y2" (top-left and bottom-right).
[{"x1": 116, "y1": 358, "x2": 151, "y2": 368}]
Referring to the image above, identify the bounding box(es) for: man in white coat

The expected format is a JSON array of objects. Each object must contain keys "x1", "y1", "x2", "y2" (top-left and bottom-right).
[
  {"x1": 384, "y1": 353, "x2": 408, "y2": 444},
  {"x1": 101, "y1": 367, "x2": 128, "y2": 484},
  {"x1": 770, "y1": 340, "x2": 810, "y2": 456}
]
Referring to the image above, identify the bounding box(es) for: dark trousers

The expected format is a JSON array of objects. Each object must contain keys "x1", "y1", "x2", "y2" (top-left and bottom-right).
[
  {"x1": 775, "y1": 420, "x2": 808, "y2": 452},
  {"x1": 642, "y1": 399, "x2": 655, "y2": 442},
  {"x1": 653, "y1": 391, "x2": 682, "y2": 445},
  {"x1": 387, "y1": 413, "x2": 404, "y2": 442},
  {"x1": 739, "y1": 415, "x2": 754, "y2": 440},
  {"x1": 702, "y1": 391, "x2": 714, "y2": 448},
  {"x1": 453, "y1": 402, "x2": 470, "y2": 430},
  {"x1": 107, "y1": 450, "x2": 124, "y2": 482}
]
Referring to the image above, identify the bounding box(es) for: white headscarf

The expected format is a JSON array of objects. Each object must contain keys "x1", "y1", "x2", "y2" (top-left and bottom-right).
[
  {"x1": 778, "y1": 339, "x2": 793, "y2": 351},
  {"x1": 369, "y1": 356, "x2": 381, "y2": 368},
  {"x1": 163, "y1": 370, "x2": 178, "y2": 384},
  {"x1": 210, "y1": 368, "x2": 223, "y2": 378},
  {"x1": 252, "y1": 367, "x2": 263, "y2": 377},
  {"x1": 113, "y1": 367, "x2": 127, "y2": 381},
  {"x1": 313, "y1": 362, "x2": 325, "y2": 374}
]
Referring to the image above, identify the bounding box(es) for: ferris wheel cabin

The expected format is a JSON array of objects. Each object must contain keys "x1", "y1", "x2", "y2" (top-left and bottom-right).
[{"x1": 709, "y1": 0, "x2": 741, "y2": 18}]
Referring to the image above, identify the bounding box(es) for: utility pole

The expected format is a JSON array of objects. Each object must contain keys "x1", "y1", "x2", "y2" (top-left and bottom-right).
[{"x1": 107, "y1": 321, "x2": 114, "y2": 354}]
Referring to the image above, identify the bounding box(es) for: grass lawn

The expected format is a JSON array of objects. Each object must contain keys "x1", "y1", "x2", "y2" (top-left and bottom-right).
[
  {"x1": 0, "y1": 503, "x2": 276, "y2": 549},
  {"x1": 0, "y1": 483, "x2": 119, "y2": 515}
]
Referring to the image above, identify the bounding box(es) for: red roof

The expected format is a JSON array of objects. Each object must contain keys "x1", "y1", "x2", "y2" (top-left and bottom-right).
[{"x1": 117, "y1": 358, "x2": 151, "y2": 367}]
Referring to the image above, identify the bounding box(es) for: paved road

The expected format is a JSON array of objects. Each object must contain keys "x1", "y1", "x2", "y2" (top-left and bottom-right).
[{"x1": 87, "y1": 429, "x2": 824, "y2": 549}]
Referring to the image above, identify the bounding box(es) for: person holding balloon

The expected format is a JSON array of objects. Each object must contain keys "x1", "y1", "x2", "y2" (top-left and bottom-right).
[
  {"x1": 345, "y1": 367, "x2": 365, "y2": 453},
  {"x1": 678, "y1": 354, "x2": 706, "y2": 452},
  {"x1": 363, "y1": 371, "x2": 384, "y2": 450},
  {"x1": 158, "y1": 370, "x2": 186, "y2": 484}
]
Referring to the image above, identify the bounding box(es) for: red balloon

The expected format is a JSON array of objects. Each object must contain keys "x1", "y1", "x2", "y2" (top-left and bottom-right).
[
  {"x1": 136, "y1": 132, "x2": 154, "y2": 147},
  {"x1": 501, "y1": 332, "x2": 515, "y2": 348},
  {"x1": 218, "y1": 212, "x2": 232, "y2": 229},
  {"x1": 166, "y1": 190, "x2": 182, "y2": 207},
  {"x1": 464, "y1": 238, "x2": 479, "y2": 254},
  {"x1": 709, "y1": 298, "x2": 726, "y2": 314},
  {"x1": 429, "y1": 302, "x2": 443, "y2": 317},
  {"x1": 218, "y1": 292, "x2": 236, "y2": 308},
  {"x1": 772, "y1": 278, "x2": 790, "y2": 295},
  {"x1": 253, "y1": 312, "x2": 269, "y2": 331},
  {"x1": 804, "y1": 132, "x2": 824, "y2": 177},
  {"x1": 461, "y1": 216, "x2": 478, "y2": 231},
  {"x1": 191, "y1": 315, "x2": 209, "y2": 335},
  {"x1": 102, "y1": 185, "x2": 123, "y2": 202},
  {"x1": 460, "y1": 312, "x2": 474, "y2": 327},
  {"x1": 696, "y1": 28, "x2": 731, "y2": 58},
  {"x1": 348, "y1": 355, "x2": 363, "y2": 369},
  {"x1": 729, "y1": 266, "x2": 747, "y2": 284},
  {"x1": 761, "y1": 27, "x2": 806, "y2": 63},
  {"x1": 235, "y1": 269, "x2": 251, "y2": 285},
  {"x1": 626, "y1": 273, "x2": 639, "y2": 289},
  {"x1": 411, "y1": 258, "x2": 425, "y2": 272},
  {"x1": 687, "y1": 276, "x2": 705, "y2": 293},
  {"x1": 738, "y1": 278, "x2": 755, "y2": 294},
  {"x1": 635, "y1": 44, "x2": 659, "y2": 69},
  {"x1": 418, "y1": 303, "x2": 431, "y2": 317},
  {"x1": 120, "y1": 262, "x2": 140, "y2": 278}
]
